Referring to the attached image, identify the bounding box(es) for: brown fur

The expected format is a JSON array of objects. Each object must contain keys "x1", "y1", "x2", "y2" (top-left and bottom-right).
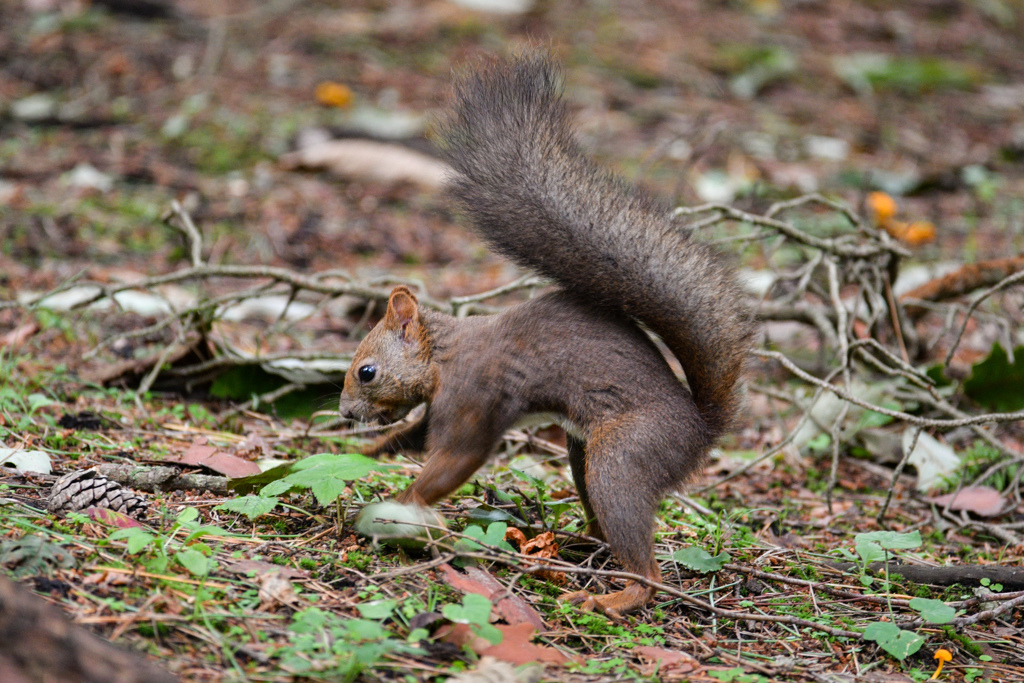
[{"x1": 339, "y1": 53, "x2": 756, "y2": 618}]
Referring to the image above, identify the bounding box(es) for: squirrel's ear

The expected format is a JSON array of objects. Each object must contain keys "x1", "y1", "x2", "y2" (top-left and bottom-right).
[{"x1": 386, "y1": 286, "x2": 420, "y2": 340}]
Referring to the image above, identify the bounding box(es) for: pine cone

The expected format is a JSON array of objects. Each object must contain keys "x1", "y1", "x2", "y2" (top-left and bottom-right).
[{"x1": 47, "y1": 469, "x2": 149, "y2": 519}]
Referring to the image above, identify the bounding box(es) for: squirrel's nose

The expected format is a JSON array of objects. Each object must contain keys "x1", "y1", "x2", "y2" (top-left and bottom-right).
[{"x1": 338, "y1": 397, "x2": 356, "y2": 421}]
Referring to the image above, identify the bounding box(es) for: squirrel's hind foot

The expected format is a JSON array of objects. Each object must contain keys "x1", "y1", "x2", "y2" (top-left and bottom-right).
[{"x1": 558, "y1": 581, "x2": 654, "y2": 620}]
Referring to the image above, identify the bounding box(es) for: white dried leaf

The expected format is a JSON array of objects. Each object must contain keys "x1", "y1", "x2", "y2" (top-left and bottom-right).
[
  {"x1": 903, "y1": 429, "x2": 960, "y2": 492},
  {"x1": 280, "y1": 139, "x2": 448, "y2": 190},
  {"x1": 0, "y1": 449, "x2": 52, "y2": 475}
]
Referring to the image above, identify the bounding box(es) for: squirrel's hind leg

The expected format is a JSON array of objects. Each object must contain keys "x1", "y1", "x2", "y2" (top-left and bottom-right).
[
  {"x1": 559, "y1": 420, "x2": 674, "y2": 618},
  {"x1": 566, "y1": 434, "x2": 605, "y2": 541}
]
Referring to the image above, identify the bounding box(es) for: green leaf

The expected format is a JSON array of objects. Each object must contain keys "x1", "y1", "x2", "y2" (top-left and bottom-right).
[
  {"x1": 479, "y1": 522, "x2": 510, "y2": 547},
  {"x1": 806, "y1": 433, "x2": 831, "y2": 452},
  {"x1": 346, "y1": 619, "x2": 388, "y2": 641},
  {"x1": 862, "y1": 621, "x2": 900, "y2": 644},
  {"x1": 964, "y1": 343, "x2": 1024, "y2": 412},
  {"x1": 259, "y1": 478, "x2": 295, "y2": 498},
  {"x1": 908, "y1": 597, "x2": 956, "y2": 624},
  {"x1": 308, "y1": 477, "x2": 350, "y2": 508},
  {"x1": 455, "y1": 522, "x2": 515, "y2": 553},
  {"x1": 293, "y1": 451, "x2": 395, "y2": 479},
  {"x1": 229, "y1": 462, "x2": 301, "y2": 495},
  {"x1": 709, "y1": 667, "x2": 764, "y2": 683},
  {"x1": 289, "y1": 607, "x2": 328, "y2": 634},
  {"x1": 229, "y1": 452, "x2": 395, "y2": 502},
  {"x1": 127, "y1": 531, "x2": 156, "y2": 554},
  {"x1": 926, "y1": 364, "x2": 953, "y2": 387},
  {"x1": 407, "y1": 628, "x2": 429, "y2": 643},
  {"x1": 175, "y1": 507, "x2": 200, "y2": 525},
  {"x1": 216, "y1": 495, "x2": 280, "y2": 520},
  {"x1": 833, "y1": 53, "x2": 984, "y2": 96},
  {"x1": 855, "y1": 406, "x2": 898, "y2": 430},
  {"x1": 183, "y1": 524, "x2": 230, "y2": 542},
  {"x1": 442, "y1": 593, "x2": 494, "y2": 626},
  {"x1": 728, "y1": 46, "x2": 796, "y2": 99},
  {"x1": 27, "y1": 393, "x2": 56, "y2": 412},
  {"x1": 863, "y1": 622, "x2": 925, "y2": 660},
  {"x1": 110, "y1": 527, "x2": 156, "y2": 554},
  {"x1": 145, "y1": 554, "x2": 169, "y2": 574},
  {"x1": 855, "y1": 530, "x2": 922, "y2": 550},
  {"x1": 356, "y1": 599, "x2": 398, "y2": 620},
  {"x1": 854, "y1": 541, "x2": 886, "y2": 565},
  {"x1": 465, "y1": 505, "x2": 526, "y2": 527},
  {"x1": 836, "y1": 548, "x2": 858, "y2": 561},
  {"x1": 176, "y1": 548, "x2": 210, "y2": 576},
  {"x1": 508, "y1": 468, "x2": 544, "y2": 488},
  {"x1": 670, "y1": 546, "x2": 731, "y2": 573},
  {"x1": 880, "y1": 630, "x2": 925, "y2": 660},
  {"x1": 473, "y1": 623, "x2": 503, "y2": 646}
]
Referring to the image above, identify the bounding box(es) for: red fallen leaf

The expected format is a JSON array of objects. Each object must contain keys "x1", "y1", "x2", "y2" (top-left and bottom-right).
[
  {"x1": 483, "y1": 623, "x2": 574, "y2": 665},
  {"x1": 1, "y1": 323, "x2": 39, "y2": 348},
  {"x1": 439, "y1": 564, "x2": 545, "y2": 631},
  {"x1": 635, "y1": 646, "x2": 701, "y2": 679},
  {"x1": 86, "y1": 507, "x2": 145, "y2": 529},
  {"x1": 927, "y1": 486, "x2": 1006, "y2": 517},
  {"x1": 163, "y1": 438, "x2": 261, "y2": 478},
  {"x1": 437, "y1": 622, "x2": 576, "y2": 666}
]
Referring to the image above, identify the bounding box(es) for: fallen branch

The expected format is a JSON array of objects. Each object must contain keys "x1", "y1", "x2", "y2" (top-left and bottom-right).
[
  {"x1": 827, "y1": 561, "x2": 1024, "y2": 590},
  {"x1": 900, "y1": 255, "x2": 1024, "y2": 310},
  {"x1": 99, "y1": 464, "x2": 228, "y2": 495},
  {"x1": 0, "y1": 575, "x2": 177, "y2": 683}
]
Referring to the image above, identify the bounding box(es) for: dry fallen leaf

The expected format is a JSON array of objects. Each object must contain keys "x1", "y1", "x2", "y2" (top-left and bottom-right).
[
  {"x1": 258, "y1": 572, "x2": 299, "y2": 609},
  {"x1": 280, "y1": 138, "x2": 448, "y2": 190},
  {"x1": 635, "y1": 646, "x2": 701, "y2": 679},
  {"x1": 223, "y1": 559, "x2": 308, "y2": 580},
  {"x1": 163, "y1": 438, "x2": 261, "y2": 478},
  {"x1": 438, "y1": 623, "x2": 575, "y2": 666},
  {"x1": 504, "y1": 528, "x2": 566, "y2": 585},
  {"x1": 482, "y1": 623, "x2": 574, "y2": 666},
  {"x1": 0, "y1": 323, "x2": 38, "y2": 348},
  {"x1": 927, "y1": 486, "x2": 1006, "y2": 517},
  {"x1": 439, "y1": 564, "x2": 545, "y2": 631},
  {"x1": 445, "y1": 656, "x2": 523, "y2": 683},
  {"x1": 86, "y1": 507, "x2": 145, "y2": 529}
]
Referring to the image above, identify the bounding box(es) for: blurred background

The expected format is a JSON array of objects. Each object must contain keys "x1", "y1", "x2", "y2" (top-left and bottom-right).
[{"x1": 2, "y1": 0, "x2": 1023, "y2": 298}]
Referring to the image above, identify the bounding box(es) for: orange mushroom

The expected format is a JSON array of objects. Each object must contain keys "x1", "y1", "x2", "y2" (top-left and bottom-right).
[
  {"x1": 930, "y1": 648, "x2": 952, "y2": 679},
  {"x1": 315, "y1": 82, "x2": 354, "y2": 109},
  {"x1": 867, "y1": 191, "x2": 898, "y2": 227}
]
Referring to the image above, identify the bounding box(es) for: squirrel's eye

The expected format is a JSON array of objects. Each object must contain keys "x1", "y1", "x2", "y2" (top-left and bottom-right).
[{"x1": 357, "y1": 364, "x2": 377, "y2": 384}]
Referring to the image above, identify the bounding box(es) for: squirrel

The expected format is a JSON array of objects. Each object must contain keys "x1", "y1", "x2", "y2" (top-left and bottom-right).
[{"x1": 338, "y1": 52, "x2": 756, "y2": 618}]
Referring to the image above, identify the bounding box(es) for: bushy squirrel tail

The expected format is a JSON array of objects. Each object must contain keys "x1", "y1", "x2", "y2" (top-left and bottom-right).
[{"x1": 437, "y1": 52, "x2": 756, "y2": 437}]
